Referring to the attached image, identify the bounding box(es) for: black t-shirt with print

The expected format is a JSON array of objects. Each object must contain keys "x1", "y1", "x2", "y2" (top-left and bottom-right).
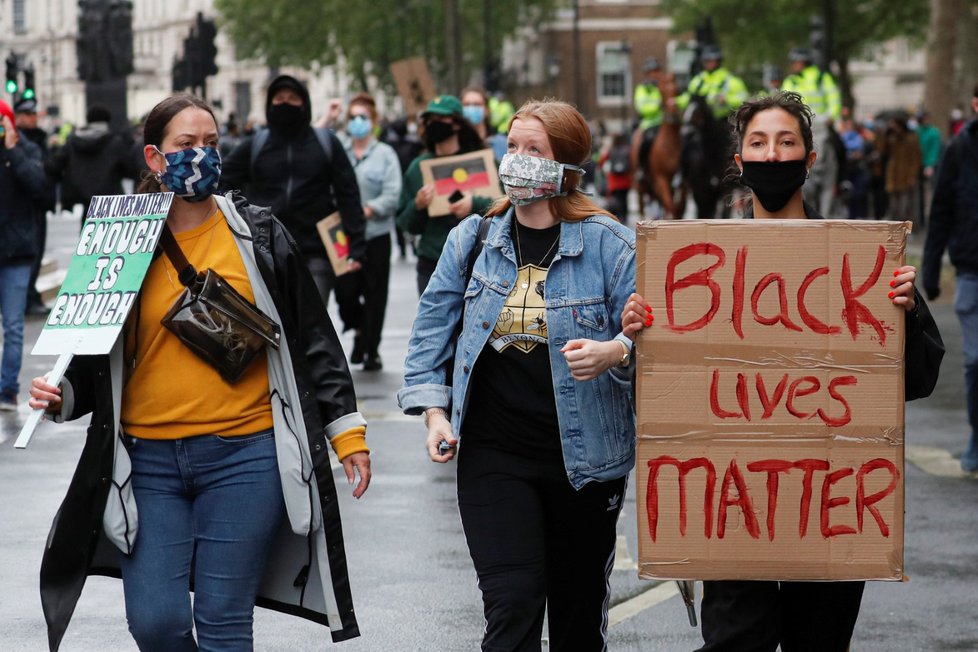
[{"x1": 462, "y1": 215, "x2": 563, "y2": 462}]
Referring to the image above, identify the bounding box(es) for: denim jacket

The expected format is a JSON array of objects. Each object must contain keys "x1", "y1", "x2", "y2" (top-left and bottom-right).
[{"x1": 398, "y1": 208, "x2": 636, "y2": 489}]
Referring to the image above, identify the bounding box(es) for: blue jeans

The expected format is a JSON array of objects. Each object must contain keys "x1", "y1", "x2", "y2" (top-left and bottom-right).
[
  {"x1": 0, "y1": 263, "x2": 31, "y2": 396},
  {"x1": 120, "y1": 430, "x2": 285, "y2": 652},
  {"x1": 956, "y1": 273, "x2": 978, "y2": 469}
]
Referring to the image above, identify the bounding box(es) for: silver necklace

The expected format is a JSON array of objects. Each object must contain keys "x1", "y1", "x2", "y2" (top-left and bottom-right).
[{"x1": 514, "y1": 219, "x2": 559, "y2": 289}]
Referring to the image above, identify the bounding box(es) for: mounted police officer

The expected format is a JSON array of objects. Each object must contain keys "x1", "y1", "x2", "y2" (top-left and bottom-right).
[
  {"x1": 634, "y1": 57, "x2": 664, "y2": 171},
  {"x1": 782, "y1": 47, "x2": 842, "y2": 214},
  {"x1": 781, "y1": 47, "x2": 841, "y2": 123},
  {"x1": 676, "y1": 45, "x2": 748, "y2": 121}
]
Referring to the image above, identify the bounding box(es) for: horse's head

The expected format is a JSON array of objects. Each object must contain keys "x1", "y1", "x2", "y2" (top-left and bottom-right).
[{"x1": 684, "y1": 94, "x2": 712, "y2": 126}]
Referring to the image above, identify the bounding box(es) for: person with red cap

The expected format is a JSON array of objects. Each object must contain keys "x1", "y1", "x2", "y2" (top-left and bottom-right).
[{"x1": 0, "y1": 99, "x2": 47, "y2": 411}]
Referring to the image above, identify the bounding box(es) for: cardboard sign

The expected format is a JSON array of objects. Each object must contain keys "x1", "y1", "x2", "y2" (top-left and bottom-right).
[
  {"x1": 390, "y1": 57, "x2": 437, "y2": 117},
  {"x1": 634, "y1": 219, "x2": 910, "y2": 581},
  {"x1": 419, "y1": 149, "x2": 502, "y2": 217},
  {"x1": 316, "y1": 213, "x2": 350, "y2": 277},
  {"x1": 33, "y1": 193, "x2": 173, "y2": 356}
]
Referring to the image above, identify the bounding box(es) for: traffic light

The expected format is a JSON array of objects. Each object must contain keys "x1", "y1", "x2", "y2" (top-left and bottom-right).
[
  {"x1": 171, "y1": 56, "x2": 188, "y2": 92},
  {"x1": 22, "y1": 65, "x2": 35, "y2": 101},
  {"x1": 809, "y1": 15, "x2": 826, "y2": 68},
  {"x1": 5, "y1": 54, "x2": 18, "y2": 95},
  {"x1": 197, "y1": 14, "x2": 218, "y2": 77}
]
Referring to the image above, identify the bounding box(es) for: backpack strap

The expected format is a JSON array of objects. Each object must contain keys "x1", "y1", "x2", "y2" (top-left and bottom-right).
[
  {"x1": 249, "y1": 126, "x2": 334, "y2": 178},
  {"x1": 312, "y1": 127, "x2": 334, "y2": 165},
  {"x1": 249, "y1": 128, "x2": 270, "y2": 180}
]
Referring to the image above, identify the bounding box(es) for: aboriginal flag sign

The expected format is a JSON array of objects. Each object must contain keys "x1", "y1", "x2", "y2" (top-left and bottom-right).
[
  {"x1": 419, "y1": 149, "x2": 502, "y2": 217},
  {"x1": 316, "y1": 212, "x2": 350, "y2": 277}
]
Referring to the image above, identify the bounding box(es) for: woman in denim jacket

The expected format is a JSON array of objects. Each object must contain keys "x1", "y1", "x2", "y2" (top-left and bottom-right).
[{"x1": 398, "y1": 100, "x2": 635, "y2": 652}]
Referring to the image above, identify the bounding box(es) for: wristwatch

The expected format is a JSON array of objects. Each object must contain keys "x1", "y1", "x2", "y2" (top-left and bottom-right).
[{"x1": 616, "y1": 339, "x2": 631, "y2": 367}]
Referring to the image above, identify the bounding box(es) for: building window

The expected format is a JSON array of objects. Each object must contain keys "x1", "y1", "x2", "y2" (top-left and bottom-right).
[
  {"x1": 596, "y1": 42, "x2": 631, "y2": 105},
  {"x1": 14, "y1": 0, "x2": 27, "y2": 34}
]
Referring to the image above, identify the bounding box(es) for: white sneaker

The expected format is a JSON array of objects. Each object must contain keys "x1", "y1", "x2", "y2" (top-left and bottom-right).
[{"x1": 0, "y1": 394, "x2": 17, "y2": 412}]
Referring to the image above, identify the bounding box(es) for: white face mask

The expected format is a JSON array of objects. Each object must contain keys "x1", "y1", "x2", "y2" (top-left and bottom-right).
[{"x1": 498, "y1": 153, "x2": 584, "y2": 205}]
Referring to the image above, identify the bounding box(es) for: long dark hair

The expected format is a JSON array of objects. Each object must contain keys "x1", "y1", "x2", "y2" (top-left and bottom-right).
[{"x1": 135, "y1": 94, "x2": 218, "y2": 193}]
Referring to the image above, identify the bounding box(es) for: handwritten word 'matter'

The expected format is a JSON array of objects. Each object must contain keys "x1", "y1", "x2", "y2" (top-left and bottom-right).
[
  {"x1": 665, "y1": 243, "x2": 889, "y2": 344},
  {"x1": 645, "y1": 455, "x2": 899, "y2": 543}
]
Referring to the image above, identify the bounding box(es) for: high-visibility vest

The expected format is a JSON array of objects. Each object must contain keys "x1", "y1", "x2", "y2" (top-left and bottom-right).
[
  {"x1": 634, "y1": 83, "x2": 664, "y2": 130},
  {"x1": 676, "y1": 67, "x2": 749, "y2": 119},
  {"x1": 488, "y1": 97, "x2": 515, "y2": 134},
  {"x1": 781, "y1": 65, "x2": 841, "y2": 121}
]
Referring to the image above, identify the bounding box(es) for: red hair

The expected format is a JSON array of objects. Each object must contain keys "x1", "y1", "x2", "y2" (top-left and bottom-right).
[{"x1": 486, "y1": 99, "x2": 614, "y2": 223}]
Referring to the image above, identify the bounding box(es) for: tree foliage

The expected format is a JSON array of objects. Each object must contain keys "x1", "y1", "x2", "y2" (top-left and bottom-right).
[
  {"x1": 214, "y1": 0, "x2": 558, "y2": 92},
  {"x1": 661, "y1": 0, "x2": 929, "y2": 102}
]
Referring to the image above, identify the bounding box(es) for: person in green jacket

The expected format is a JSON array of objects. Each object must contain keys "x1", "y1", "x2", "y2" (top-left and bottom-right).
[
  {"x1": 396, "y1": 95, "x2": 495, "y2": 295},
  {"x1": 916, "y1": 110, "x2": 943, "y2": 226}
]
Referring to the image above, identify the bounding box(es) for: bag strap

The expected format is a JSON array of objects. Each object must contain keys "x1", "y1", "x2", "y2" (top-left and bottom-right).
[
  {"x1": 465, "y1": 215, "x2": 492, "y2": 286},
  {"x1": 159, "y1": 225, "x2": 198, "y2": 287}
]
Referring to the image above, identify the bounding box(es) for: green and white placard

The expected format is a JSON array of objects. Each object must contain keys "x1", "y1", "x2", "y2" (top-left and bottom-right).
[{"x1": 32, "y1": 193, "x2": 174, "y2": 356}]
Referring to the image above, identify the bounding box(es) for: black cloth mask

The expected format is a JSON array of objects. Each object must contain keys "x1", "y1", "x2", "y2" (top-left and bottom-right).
[
  {"x1": 267, "y1": 102, "x2": 306, "y2": 135},
  {"x1": 739, "y1": 159, "x2": 809, "y2": 213},
  {"x1": 424, "y1": 120, "x2": 457, "y2": 147}
]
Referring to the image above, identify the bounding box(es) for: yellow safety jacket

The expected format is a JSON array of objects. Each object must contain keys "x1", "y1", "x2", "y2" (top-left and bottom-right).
[
  {"x1": 676, "y1": 67, "x2": 749, "y2": 120},
  {"x1": 488, "y1": 97, "x2": 515, "y2": 134},
  {"x1": 634, "y1": 82, "x2": 664, "y2": 130},
  {"x1": 781, "y1": 65, "x2": 841, "y2": 121}
]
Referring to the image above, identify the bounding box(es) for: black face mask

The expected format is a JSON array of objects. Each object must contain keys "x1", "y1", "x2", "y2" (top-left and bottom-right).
[
  {"x1": 424, "y1": 120, "x2": 457, "y2": 147},
  {"x1": 739, "y1": 159, "x2": 809, "y2": 213},
  {"x1": 267, "y1": 102, "x2": 305, "y2": 134}
]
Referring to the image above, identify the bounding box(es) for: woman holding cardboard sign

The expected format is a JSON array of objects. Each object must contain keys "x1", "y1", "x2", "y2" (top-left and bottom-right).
[
  {"x1": 28, "y1": 94, "x2": 370, "y2": 650},
  {"x1": 396, "y1": 94, "x2": 497, "y2": 295},
  {"x1": 399, "y1": 100, "x2": 636, "y2": 651},
  {"x1": 335, "y1": 92, "x2": 403, "y2": 371},
  {"x1": 621, "y1": 91, "x2": 944, "y2": 652}
]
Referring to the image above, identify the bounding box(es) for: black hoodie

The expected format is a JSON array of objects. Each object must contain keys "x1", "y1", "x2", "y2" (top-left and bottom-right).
[{"x1": 220, "y1": 75, "x2": 366, "y2": 261}]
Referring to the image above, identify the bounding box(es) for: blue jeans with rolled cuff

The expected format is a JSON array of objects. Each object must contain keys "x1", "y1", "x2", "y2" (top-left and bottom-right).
[{"x1": 119, "y1": 429, "x2": 284, "y2": 652}]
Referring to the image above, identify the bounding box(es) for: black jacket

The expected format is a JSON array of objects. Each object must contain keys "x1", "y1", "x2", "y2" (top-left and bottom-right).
[
  {"x1": 220, "y1": 76, "x2": 366, "y2": 261},
  {"x1": 39, "y1": 193, "x2": 363, "y2": 650},
  {"x1": 923, "y1": 118, "x2": 978, "y2": 296},
  {"x1": 0, "y1": 132, "x2": 45, "y2": 263},
  {"x1": 47, "y1": 122, "x2": 135, "y2": 208}
]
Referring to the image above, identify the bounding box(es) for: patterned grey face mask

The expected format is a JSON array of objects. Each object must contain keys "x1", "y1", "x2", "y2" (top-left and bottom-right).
[{"x1": 498, "y1": 153, "x2": 584, "y2": 205}]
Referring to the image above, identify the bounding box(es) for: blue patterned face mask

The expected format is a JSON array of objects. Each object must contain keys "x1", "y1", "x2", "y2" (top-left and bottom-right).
[{"x1": 155, "y1": 146, "x2": 222, "y2": 203}]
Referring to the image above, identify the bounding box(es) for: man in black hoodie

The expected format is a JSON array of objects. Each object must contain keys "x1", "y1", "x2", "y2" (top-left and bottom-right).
[
  {"x1": 221, "y1": 75, "x2": 366, "y2": 306},
  {"x1": 47, "y1": 104, "x2": 136, "y2": 222}
]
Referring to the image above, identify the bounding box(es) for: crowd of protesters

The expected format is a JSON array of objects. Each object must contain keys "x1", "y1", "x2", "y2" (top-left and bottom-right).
[{"x1": 2, "y1": 58, "x2": 972, "y2": 650}]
